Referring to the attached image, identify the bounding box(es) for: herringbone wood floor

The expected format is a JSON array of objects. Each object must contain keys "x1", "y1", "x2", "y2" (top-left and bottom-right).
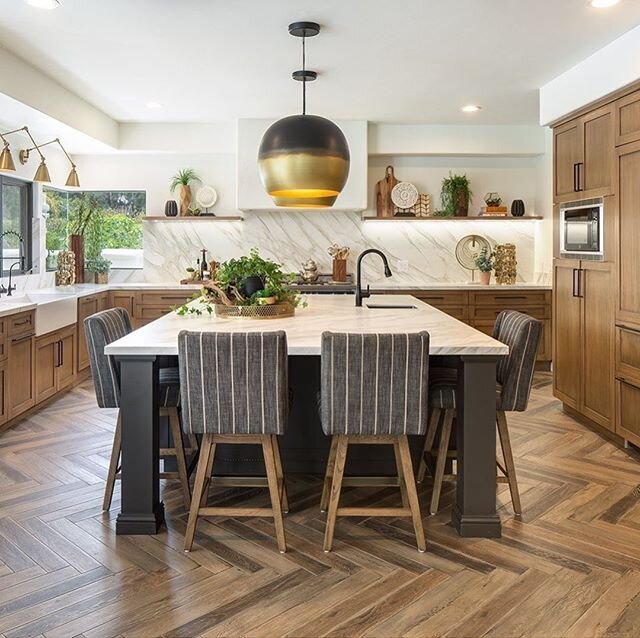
[{"x1": 0, "y1": 374, "x2": 639, "y2": 638}]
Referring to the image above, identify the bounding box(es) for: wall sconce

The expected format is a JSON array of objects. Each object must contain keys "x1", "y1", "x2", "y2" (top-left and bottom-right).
[
  {"x1": 0, "y1": 126, "x2": 28, "y2": 172},
  {"x1": 20, "y1": 137, "x2": 79, "y2": 187}
]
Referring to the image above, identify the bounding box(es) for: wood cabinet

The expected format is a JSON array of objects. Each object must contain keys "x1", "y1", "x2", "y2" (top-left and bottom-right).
[
  {"x1": 35, "y1": 325, "x2": 76, "y2": 404},
  {"x1": 109, "y1": 291, "x2": 135, "y2": 316},
  {"x1": 7, "y1": 311, "x2": 35, "y2": 419},
  {"x1": 553, "y1": 260, "x2": 614, "y2": 430},
  {"x1": 615, "y1": 90, "x2": 640, "y2": 146},
  {"x1": 554, "y1": 105, "x2": 614, "y2": 203},
  {"x1": 0, "y1": 360, "x2": 6, "y2": 427},
  {"x1": 134, "y1": 290, "x2": 194, "y2": 327},
  {"x1": 77, "y1": 292, "x2": 109, "y2": 372},
  {"x1": 616, "y1": 141, "x2": 640, "y2": 329}
]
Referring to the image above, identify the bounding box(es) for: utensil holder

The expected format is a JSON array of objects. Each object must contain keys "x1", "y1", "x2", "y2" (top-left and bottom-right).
[{"x1": 332, "y1": 258, "x2": 347, "y2": 282}]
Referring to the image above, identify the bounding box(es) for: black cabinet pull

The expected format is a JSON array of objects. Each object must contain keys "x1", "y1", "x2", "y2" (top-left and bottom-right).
[
  {"x1": 60, "y1": 340, "x2": 64, "y2": 367},
  {"x1": 11, "y1": 333, "x2": 34, "y2": 344},
  {"x1": 572, "y1": 269, "x2": 578, "y2": 297},
  {"x1": 573, "y1": 163, "x2": 579, "y2": 192},
  {"x1": 577, "y1": 162, "x2": 584, "y2": 192}
]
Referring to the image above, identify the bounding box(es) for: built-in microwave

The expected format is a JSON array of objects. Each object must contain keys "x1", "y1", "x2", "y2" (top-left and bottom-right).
[{"x1": 560, "y1": 198, "x2": 604, "y2": 258}]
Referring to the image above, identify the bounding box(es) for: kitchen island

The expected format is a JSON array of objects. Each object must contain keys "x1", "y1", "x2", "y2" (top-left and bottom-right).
[{"x1": 105, "y1": 294, "x2": 508, "y2": 539}]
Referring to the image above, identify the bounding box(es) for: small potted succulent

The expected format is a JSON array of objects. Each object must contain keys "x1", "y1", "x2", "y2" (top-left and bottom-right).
[
  {"x1": 170, "y1": 169, "x2": 201, "y2": 216},
  {"x1": 86, "y1": 255, "x2": 112, "y2": 284},
  {"x1": 475, "y1": 247, "x2": 495, "y2": 285}
]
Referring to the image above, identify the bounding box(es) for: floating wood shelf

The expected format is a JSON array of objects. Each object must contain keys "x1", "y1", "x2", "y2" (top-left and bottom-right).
[
  {"x1": 362, "y1": 215, "x2": 543, "y2": 221},
  {"x1": 142, "y1": 216, "x2": 243, "y2": 221}
]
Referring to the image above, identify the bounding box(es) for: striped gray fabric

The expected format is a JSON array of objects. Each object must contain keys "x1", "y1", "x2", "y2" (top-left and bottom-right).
[
  {"x1": 84, "y1": 308, "x2": 180, "y2": 409},
  {"x1": 320, "y1": 331, "x2": 430, "y2": 436},
  {"x1": 177, "y1": 330, "x2": 289, "y2": 435},
  {"x1": 493, "y1": 310, "x2": 542, "y2": 412},
  {"x1": 428, "y1": 310, "x2": 541, "y2": 413}
]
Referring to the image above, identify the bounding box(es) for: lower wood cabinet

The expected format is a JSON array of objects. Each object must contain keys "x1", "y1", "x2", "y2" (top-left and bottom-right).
[
  {"x1": 0, "y1": 361, "x2": 7, "y2": 427},
  {"x1": 617, "y1": 380, "x2": 640, "y2": 446},
  {"x1": 77, "y1": 292, "x2": 109, "y2": 372},
  {"x1": 35, "y1": 325, "x2": 76, "y2": 404},
  {"x1": 7, "y1": 312, "x2": 35, "y2": 420}
]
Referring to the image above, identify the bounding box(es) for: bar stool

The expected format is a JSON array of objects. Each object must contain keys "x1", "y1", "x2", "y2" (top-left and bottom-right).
[
  {"x1": 320, "y1": 331, "x2": 430, "y2": 553},
  {"x1": 84, "y1": 308, "x2": 195, "y2": 510},
  {"x1": 418, "y1": 310, "x2": 542, "y2": 516},
  {"x1": 179, "y1": 330, "x2": 289, "y2": 554}
]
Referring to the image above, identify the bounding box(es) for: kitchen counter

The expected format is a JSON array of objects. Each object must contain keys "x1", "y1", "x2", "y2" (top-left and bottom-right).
[{"x1": 372, "y1": 282, "x2": 552, "y2": 291}]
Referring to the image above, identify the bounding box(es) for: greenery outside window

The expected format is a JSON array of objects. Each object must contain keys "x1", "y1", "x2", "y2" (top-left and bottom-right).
[
  {"x1": 44, "y1": 189, "x2": 144, "y2": 270},
  {"x1": 1, "y1": 175, "x2": 33, "y2": 277}
]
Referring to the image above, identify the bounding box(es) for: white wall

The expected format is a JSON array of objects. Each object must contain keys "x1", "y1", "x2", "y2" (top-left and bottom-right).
[{"x1": 540, "y1": 24, "x2": 640, "y2": 125}]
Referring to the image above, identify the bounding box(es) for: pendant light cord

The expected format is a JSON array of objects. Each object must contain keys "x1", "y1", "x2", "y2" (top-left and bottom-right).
[{"x1": 302, "y1": 35, "x2": 307, "y2": 115}]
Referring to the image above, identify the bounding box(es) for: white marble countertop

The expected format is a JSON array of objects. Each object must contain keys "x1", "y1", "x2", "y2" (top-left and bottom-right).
[
  {"x1": 372, "y1": 283, "x2": 551, "y2": 291},
  {"x1": 104, "y1": 294, "x2": 509, "y2": 357}
]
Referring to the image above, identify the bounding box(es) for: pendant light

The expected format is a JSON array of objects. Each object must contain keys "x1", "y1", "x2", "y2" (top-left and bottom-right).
[{"x1": 258, "y1": 22, "x2": 350, "y2": 208}]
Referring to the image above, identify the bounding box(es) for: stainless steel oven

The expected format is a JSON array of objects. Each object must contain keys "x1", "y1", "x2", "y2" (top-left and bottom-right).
[{"x1": 560, "y1": 198, "x2": 604, "y2": 258}]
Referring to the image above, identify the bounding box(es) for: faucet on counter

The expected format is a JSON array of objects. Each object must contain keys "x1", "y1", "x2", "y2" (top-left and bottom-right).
[
  {"x1": 355, "y1": 249, "x2": 392, "y2": 307},
  {"x1": 0, "y1": 230, "x2": 25, "y2": 297}
]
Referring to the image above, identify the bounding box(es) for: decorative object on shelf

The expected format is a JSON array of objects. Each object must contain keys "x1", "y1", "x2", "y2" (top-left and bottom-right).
[
  {"x1": 394, "y1": 193, "x2": 432, "y2": 217},
  {"x1": 86, "y1": 255, "x2": 112, "y2": 284},
  {"x1": 196, "y1": 185, "x2": 218, "y2": 215},
  {"x1": 440, "y1": 173, "x2": 472, "y2": 217},
  {"x1": 300, "y1": 258, "x2": 320, "y2": 283},
  {"x1": 327, "y1": 243, "x2": 350, "y2": 282},
  {"x1": 391, "y1": 181, "x2": 419, "y2": 210},
  {"x1": 258, "y1": 22, "x2": 350, "y2": 208},
  {"x1": 55, "y1": 250, "x2": 75, "y2": 286},
  {"x1": 69, "y1": 234, "x2": 85, "y2": 284},
  {"x1": 375, "y1": 166, "x2": 399, "y2": 218},
  {"x1": 164, "y1": 200, "x2": 178, "y2": 217},
  {"x1": 484, "y1": 192, "x2": 502, "y2": 207},
  {"x1": 174, "y1": 249, "x2": 305, "y2": 319},
  {"x1": 494, "y1": 243, "x2": 517, "y2": 285},
  {"x1": 187, "y1": 206, "x2": 202, "y2": 216},
  {"x1": 455, "y1": 234, "x2": 491, "y2": 283},
  {"x1": 474, "y1": 247, "x2": 495, "y2": 285},
  {"x1": 511, "y1": 199, "x2": 526, "y2": 217},
  {"x1": 170, "y1": 168, "x2": 201, "y2": 216}
]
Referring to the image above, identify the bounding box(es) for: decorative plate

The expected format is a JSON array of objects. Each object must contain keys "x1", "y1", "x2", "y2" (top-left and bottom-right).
[
  {"x1": 455, "y1": 234, "x2": 491, "y2": 272},
  {"x1": 391, "y1": 182, "x2": 419, "y2": 209},
  {"x1": 196, "y1": 185, "x2": 218, "y2": 209}
]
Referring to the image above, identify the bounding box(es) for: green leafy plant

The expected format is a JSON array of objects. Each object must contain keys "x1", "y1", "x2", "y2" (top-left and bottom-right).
[
  {"x1": 170, "y1": 169, "x2": 200, "y2": 192},
  {"x1": 474, "y1": 247, "x2": 495, "y2": 273},
  {"x1": 174, "y1": 249, "x2": 305, "y2": 316},
  {"x1": 440, "y1": 173, "x2": 472, "y2": 216},
  {"x1": 86, "y1": 255, "x2": 112, "y2": 274},
  {"x1": 68, "y1": 193, "x2": 98, "y2": 236}
]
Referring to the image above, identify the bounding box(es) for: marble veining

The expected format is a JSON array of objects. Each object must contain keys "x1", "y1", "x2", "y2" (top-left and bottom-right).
[
  {"x1": 143, "y1": 212, "x2": 546, "y2": 286},
  {"x1": 105, "y1": 294, "x2": 509, "y2": 357}
]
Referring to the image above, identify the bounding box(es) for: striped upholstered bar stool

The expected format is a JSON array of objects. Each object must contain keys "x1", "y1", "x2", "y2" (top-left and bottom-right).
[
  {"x1": 320, "y1": 331, "x2": 430, "y2": 553},
  {"x1": 179, "y1": 330, "x2": 289, "y2": 554},
  {"x1": 84, "y1": 308, "x2": 194, "y2": 510},
  {"x1": 418, "y1": 310, "x2": 542, "y2": 516}
]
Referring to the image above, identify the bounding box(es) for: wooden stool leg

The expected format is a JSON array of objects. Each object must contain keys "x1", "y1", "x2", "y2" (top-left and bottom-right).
[
  {"x1": 430, "y1": 409, "x2": 454, "y2": 515},
  {"x1": 323, "y1": 435, "x2": 348, "y2": 553},
  {"x1": 497, "y1": 411, "x2": 522, "y2": 516},
  {"x1": 169, "y1": 408, "x2": 192, "y2": 509},
  {"x1": 398, "y1": 436, "x2": 426, "y2": 553},
  {"x1": 418, "y1": 409, "x2": 441, "y2": 483},
  {"x1": 393, "y1": 440, "x2": 409, "y2": 507},
  {"x1": 200, "y1": 441, "x2": 216, "y2": 508},
  {"x1": 184, "y1": 434, "x2": 214, "y2": 552},
  {"x1": 320, "y1": 436, "x2": 339, "y2": 512},
  {"x1": 271, "y1": 435, "x2": 289, "y2": 514},
  {"x1": 103, "y1": 411, "x2": 122, "y2": 511},
  {"x1": 262, "y1": 436, "x2": 287, "y2": 553}
]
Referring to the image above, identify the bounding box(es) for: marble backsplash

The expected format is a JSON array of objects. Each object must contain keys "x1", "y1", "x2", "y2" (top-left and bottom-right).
[{"x1": 143, "y1": 212, "x2": 549, "y2": 286}]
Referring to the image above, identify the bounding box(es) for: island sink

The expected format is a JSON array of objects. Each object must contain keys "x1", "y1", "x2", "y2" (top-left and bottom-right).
[{"x1": 366, "y1": 303, "x2": 416, "y2": 309}]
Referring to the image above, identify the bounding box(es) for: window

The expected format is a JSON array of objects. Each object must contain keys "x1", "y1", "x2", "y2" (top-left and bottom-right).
[
  {"x1": 44, "y1": 189, "x2": 144, "y2": 270},
  {"x1": 1, "y1": 175, "x2": 33, "y2": 277}
]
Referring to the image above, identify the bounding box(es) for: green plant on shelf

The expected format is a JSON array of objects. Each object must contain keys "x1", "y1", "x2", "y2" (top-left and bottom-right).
[
  {"x1": 474, "y1": 247, "x2": 495, "y2": 273},
  {"x1": 169, "y1": 168, "x2": 201, "y2": 192},
  {"x1": 440, "y1": 172, "x2": 472, "y2": 217},
  {"x1": 85, "y1": 255, "x2": 112, "y2": 274}
]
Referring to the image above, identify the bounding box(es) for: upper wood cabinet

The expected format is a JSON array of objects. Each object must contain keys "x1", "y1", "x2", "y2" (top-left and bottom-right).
[
  {"x1": 615, "y1": 90, "x2": 640, "y2": 147},
  {"x1": 616, "y1": 140, "x2": 640, "y2": 329},
  {"x1": 553, "y1": 105, "x2": 614, "y2": 203}
]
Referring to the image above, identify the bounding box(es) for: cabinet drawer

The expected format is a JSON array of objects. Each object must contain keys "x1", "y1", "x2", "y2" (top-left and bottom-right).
[
  {"x1": 435, "y1": 305, "x2": 469, "y2": 322},
  {"x1": 137, "y1": 291, "x2": 195, "y2": 307},
  {"x1": 414, "y1": 291, "x2": 468, "y2": 306},
  {"x1": 137, "y1": 306, "x2": 176, "y2": 321},
  {"x1": 617, "y1": 379, "x2": 640, "y2": 445},
  {"x1": 471, "y1": 305, "x2": 548, "y2": 322},
  {"x1": 469, "y1": 290, "x2": 550, "y2": 306},
  {"x1": 8, "y1": 312, "x2": 34, "y2": 337},
  {"x1": 616, "y1": 326, "x2": 640, "y2": 386}
]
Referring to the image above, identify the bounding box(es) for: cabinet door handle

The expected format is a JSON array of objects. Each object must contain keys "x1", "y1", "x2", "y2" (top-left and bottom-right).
[
  {"x1": 573, "y1": 163, "x2": 579, "y2": 192},
  {"x1": 12, "y1": 318, "x2": 31, "y2": 327},
  {"x1": 577, "y1": 268, "x2": 584, "y2": 298},
  {"x1": 577, "y1": 162, "x2": 584, "y2": 191},
  {"x1": 572, "y1": 269, "x2": 579, "y2": 297},
  {"x1": 56, "y1": 341, "x2": 62, "y2": 367},
  {"x1": 59, "y1": 340, "x2": 64, "y2": 367},
  {"x1": 11, "y1": 333, "x2": 34, "y2": 344}
]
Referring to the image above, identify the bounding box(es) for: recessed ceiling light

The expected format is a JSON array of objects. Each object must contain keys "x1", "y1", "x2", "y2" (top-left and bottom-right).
[
  {"x1": 462, "y1": 105, "x2": 482, "y2": 113},
  {"x1": 146, "y1": 101, "x2": 162, "y2": 110},
  {"x1": 591, "y1": 0, "x2": 620, "y2": 7},
  {"x1": 25, "y1": 0, "x2": 60, "y2": 9}
]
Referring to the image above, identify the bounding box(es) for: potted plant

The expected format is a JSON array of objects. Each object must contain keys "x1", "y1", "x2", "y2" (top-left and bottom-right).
[
  {"x1": 170, "y1": 169, "x2": 201, "y2": 216},
  {"x1": 474, "y1": 247, "x2": 495, "y2": 285},
  {"x1": 440, "y1": 173, "x2": 472, "y2": 217},
  {"x1": 86, "y1": 255, "x2": 112, "y2": 284},
  {"x1": 68, "y1": 193, "x2": 98, "y2": 284}
]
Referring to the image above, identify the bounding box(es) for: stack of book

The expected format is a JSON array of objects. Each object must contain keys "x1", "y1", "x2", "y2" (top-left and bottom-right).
[{"x1": 479, "y1": 206, "x2": 508, "y2": 217}]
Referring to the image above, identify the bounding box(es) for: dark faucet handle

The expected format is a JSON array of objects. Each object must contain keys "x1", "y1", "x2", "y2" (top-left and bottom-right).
[{"x1": 0, "y1": 284, "x2": 6, "y2": 294}]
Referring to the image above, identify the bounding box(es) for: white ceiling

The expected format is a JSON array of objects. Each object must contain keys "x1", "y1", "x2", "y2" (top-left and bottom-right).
[{"x1": 0, "y1": 0, "x2": 639, "y2": 125}]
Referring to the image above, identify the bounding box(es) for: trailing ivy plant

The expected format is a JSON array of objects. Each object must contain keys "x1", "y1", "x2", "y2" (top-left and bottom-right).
[{"x1": 440, "y1": 172, "x2": 472, "y2": 216}]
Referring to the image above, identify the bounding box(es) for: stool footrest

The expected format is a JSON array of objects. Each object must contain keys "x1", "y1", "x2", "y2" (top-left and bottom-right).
[
  {"x1": 198, "y1": 506, "x2": 275, "y2": 517},
  {"x1": 336, "y1": 507, "x2": 411, "y2": 517}
]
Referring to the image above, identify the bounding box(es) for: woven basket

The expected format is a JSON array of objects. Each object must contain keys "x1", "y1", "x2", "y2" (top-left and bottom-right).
[{"x1": 214, "y1": 302, "x2": 296, "y2": 320}]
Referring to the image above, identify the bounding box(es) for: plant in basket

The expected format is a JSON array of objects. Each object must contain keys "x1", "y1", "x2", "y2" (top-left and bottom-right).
[{"x1": 174, "y1": 249, "x2": 306, "y2": 317}]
